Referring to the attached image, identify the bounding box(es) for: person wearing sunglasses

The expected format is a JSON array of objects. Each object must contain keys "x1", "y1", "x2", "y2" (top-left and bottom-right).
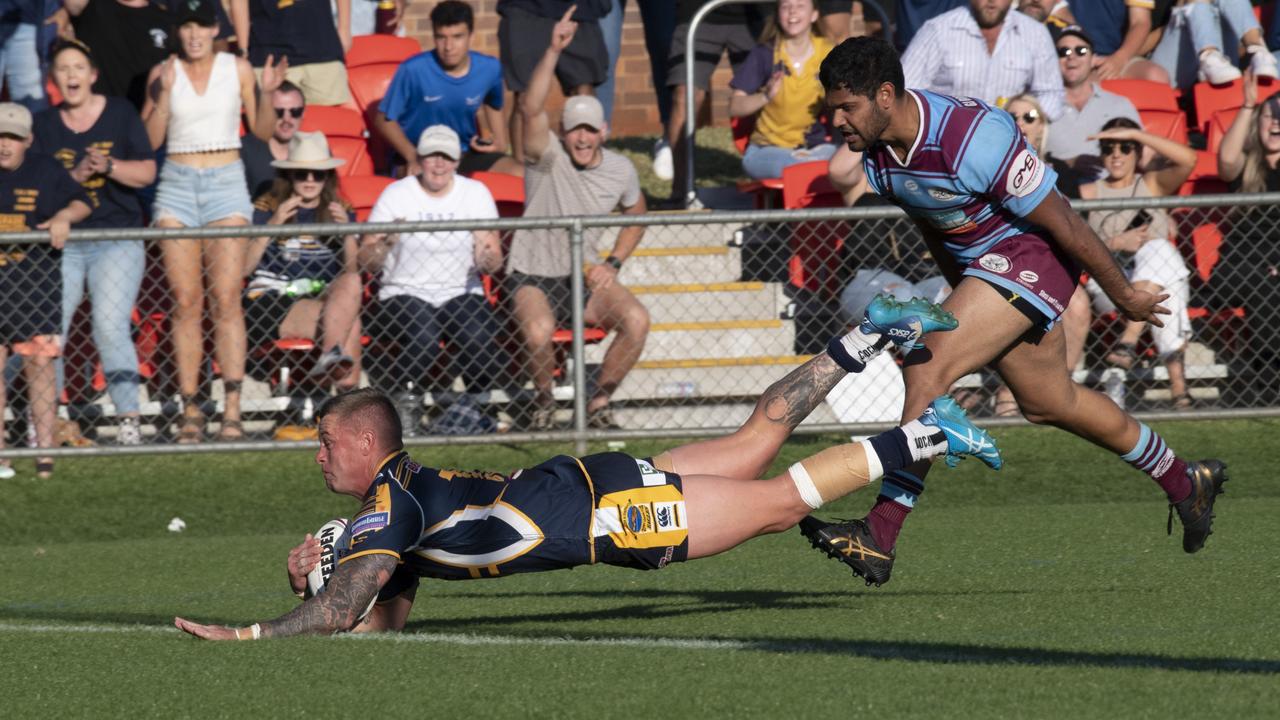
[
  {"x1": 1046, "y1": 25, "x2": 1143, "y2": 182},
  {"x1": 1071, "y1": 116, "x2": 1198, "y2": 410},
  {"x1": 244, "y1": 131, "x2": 363, "y2": 391},
  {"x1": 242, "y1": 81, "x2": 307, "y2": 200}
]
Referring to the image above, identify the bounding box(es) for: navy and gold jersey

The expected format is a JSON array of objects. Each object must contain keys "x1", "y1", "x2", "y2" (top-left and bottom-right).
[{"x1": 339, "y1": 451, "x2": 690, "y2": 599}]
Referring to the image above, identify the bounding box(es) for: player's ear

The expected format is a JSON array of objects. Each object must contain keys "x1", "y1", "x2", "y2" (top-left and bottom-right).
[{"x1": 877, "y1": 82, "x2": 895, "y2": 109}]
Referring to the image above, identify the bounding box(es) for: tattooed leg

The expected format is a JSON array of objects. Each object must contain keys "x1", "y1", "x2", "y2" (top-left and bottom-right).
[{"x1": 659, "y1": 352, "x2": 854, "y2": 481}]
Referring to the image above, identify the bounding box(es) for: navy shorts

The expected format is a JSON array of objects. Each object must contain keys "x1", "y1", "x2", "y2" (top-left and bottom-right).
[{"x1": 0, "y1": 250, "x2": 61, "y2": 345}]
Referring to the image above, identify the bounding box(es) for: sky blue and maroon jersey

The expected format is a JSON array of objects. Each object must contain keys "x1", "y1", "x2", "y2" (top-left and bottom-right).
[{"x1": 862, "y1": 89, "x2": 1058, "y2": 265}]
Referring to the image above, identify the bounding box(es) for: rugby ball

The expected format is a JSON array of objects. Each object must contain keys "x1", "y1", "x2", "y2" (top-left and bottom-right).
[
  {"x1": 305, "y1": 517, "x2": 376, "y2": 625},
  {"x1": 305, "y1": 517, "x2": 350, "y2": 598}
]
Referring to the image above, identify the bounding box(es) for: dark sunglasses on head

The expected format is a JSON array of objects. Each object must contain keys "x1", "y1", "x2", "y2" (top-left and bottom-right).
[
  {"x1": 1007, "y1": 109, "x2": 1041, "y2": 124},
  {"x1": 284, "y1": 169, "x2": 332, "y2": 181},
  {"x1": 1099, "y1": 140, "x2": 1138, "y2": 156},
  {"x1": 274, "y1": 107, "x2": 304, "y2": 119},
  {"x1": 1057, "y1": 45, "x2": 1092, "y2": 58}
]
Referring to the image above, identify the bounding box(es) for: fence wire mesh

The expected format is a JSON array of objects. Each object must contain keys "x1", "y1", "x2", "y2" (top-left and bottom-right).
[{"x1": 2, "y1": 194, "x2": 1277, "y2": 457}]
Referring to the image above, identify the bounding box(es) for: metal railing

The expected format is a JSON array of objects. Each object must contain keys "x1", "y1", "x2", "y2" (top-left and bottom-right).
[{"x1": 1, "y1": 192, "x2": 1277, "y2": 460}]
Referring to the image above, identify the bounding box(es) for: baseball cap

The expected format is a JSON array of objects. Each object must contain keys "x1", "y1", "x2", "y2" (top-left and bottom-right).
[
  {"x1": 173, "y1": 0, "x2": 218, "y2": 27},
  {"x1": 416, "y1": 125, "x2": 461, "y2": 160},
  {"x1": 0, "y1": 103, "x2": 32, "y2": 139},
  {"x1": 562, "y1": 95, "x2": 605, "y2": 131},
  {"x1": 1057, "y1": 24, "x2": 1093, "y2": 48}
]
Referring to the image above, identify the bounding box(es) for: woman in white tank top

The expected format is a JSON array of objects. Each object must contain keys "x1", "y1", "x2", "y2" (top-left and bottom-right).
[{"x1": 140, "y1": 1, "x2": 283, "y2": 442}]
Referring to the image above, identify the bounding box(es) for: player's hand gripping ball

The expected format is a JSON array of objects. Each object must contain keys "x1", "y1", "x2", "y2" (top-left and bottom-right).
[{"x1": 306, "y1": 518, "x2": 375, "y2": 623}]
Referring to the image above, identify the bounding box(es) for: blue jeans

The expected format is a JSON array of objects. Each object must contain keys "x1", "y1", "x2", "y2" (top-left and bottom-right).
[
  {"x1": 597, "y1": 0, "x2": 676, "y2": 125},
  {"x1": 366, "y1": 293, "x2": 501, "y2": 392},
  {"x1": 0, "y1": 24, "x2": 47, "y2": 111},
  {"x1": 1152, "y1": 0, "x2": 1262, "y2": 89},
  {"x1": 60, "y1": 240, "x2": 146, "y2": 414},
  {"x1": 742, "y1": 143, "x2": 838, "y2": 180}
]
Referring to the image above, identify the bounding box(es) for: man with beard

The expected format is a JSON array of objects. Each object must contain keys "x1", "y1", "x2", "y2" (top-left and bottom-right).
[
  {"x1": 801, "y1": 37, "x2": 1228, "y2": 588},
  {"x1": 240, "y1": 81, "x2": 307, "y2": 199},
  {"x1": 902, "y1": 0, "x2": 1064, "y2": 120}
]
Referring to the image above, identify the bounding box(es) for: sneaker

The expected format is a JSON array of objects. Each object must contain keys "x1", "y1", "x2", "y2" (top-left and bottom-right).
[
  {"x1": 310, "y1": 345, "x2": 354, "y2": 379},
  {"x1": 920, "y1": 395, "x2": 1003, "y2": 469},
  {"x1": 862, "y1": 294, "x2": 959, "y2": 352},
  {"x1": 1168, "y1": 459, "x2": 1228, "y2": 553},
  {"x1": 1248, "y1": 46, "x2": 1279, "y2": 80},
  {"x1": 0, "y1": 463, "x2": 14, "y2": 480},
  {"x1": 530, "y1": 406, "x2": 556, "y2": 431},
  {"x1": 1198, "y1": 48, "x2": 1242, "y2": 85},
  {"x1": 587, "y1": 406, "x2": 621, "y2": 429},
  {"x1": 117, "y1": 416, "x2": 143, "y2": 446},
  {"x1": 799, "y1": 516, "x2": 895, "y2": 586},
  {"x1": 653, "y1": 138, "x2": 674, "y2": 181}
]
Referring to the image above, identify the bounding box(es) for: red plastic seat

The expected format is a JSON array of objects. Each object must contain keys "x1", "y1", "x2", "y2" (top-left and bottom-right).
[
  {"x1": 1138, "y1": 109, "x2": 1189, "y2": 145},
  {"x1": 300, "y1": 105, "x2": 373, "y2": 176},
  {"x1": 1100, "y1": 79, "x2": 1181, "y2": 112},
  {"x1": 470, "y1": 171, "x2": 526, "y2": 217},
  {"x1": 1191, "y1": 78, "x2": 1280, "y2": 133},
  {"x1": 346, "y1": 35, "x2": 421, "y2": 68},
  {"x1": 337, "y1": 174, "x2": 395, "y2": 222},
  {"x1": 781, "y1": 161, "x2": 844, "y2": 296},
  {"x1": 346, "y1": 63, "x2": 400, "y2": 116}
]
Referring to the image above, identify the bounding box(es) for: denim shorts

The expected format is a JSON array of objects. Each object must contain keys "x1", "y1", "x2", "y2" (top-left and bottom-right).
[{"x1": 153, "y1": 159, "x2": 253, "y2": 227}]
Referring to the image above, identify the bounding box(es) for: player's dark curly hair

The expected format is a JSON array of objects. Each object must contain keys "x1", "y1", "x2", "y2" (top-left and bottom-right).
[
  {"x1": 317, "y1": 388, "x2": 405, "y2": 452},
  {"x1": 431, "y1": 0, "x2": 474, "y2": 31},
  {"x1": 819, "y1": 36, "x2": 905, "y2": 100}
]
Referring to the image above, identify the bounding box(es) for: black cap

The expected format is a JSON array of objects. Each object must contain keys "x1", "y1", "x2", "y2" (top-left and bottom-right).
[
  {"x1": 174, "y1": 0, "x2": 218, "y2": 27},
  {"x1": 1056, "y1": 24, "x2": 1093, "y2": 48}
]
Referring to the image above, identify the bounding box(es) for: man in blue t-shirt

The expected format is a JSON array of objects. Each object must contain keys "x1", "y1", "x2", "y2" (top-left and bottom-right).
[{"x1": 374, "y1": 1, "x2": 519, "y2": 177}]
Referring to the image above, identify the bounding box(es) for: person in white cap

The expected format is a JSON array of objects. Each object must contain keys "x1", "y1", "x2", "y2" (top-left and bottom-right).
[
  {"x1": 358, "y1": 125, "x2": 505, "y2": 406},
  {"x1": 509, "y1": 6, "x2": 650, "y2": 431},
  {"x1": 0, "y1": 102, "x2": 92, "y2": 479},
  {"x1": 244, "y1": 131, "x2": 364, "y2": 391}
]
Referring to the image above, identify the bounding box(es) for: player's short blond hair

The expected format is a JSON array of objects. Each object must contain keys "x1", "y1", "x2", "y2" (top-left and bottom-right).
[{"x1": 316, "y1": 388, "x2": 405, "y2": 453}]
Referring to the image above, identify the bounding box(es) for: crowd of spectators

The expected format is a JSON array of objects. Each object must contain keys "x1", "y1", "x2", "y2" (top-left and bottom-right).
[{"x1": 0, "y1": 0, "x2": 1277, "y2": 462}]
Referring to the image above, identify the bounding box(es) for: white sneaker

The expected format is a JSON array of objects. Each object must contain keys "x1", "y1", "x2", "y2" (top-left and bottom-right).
[
  {"x1": 0, "y1": 463, "x2": 14, "y2": 480},
  {"x1": 1198, "y1": 48, "x2": 1242, "y2": 85},
  {"x1": 117, "y1": 416, "x2": 143, "y2": 446},
  {"x1": 653, "y1": 138, "x2": 674, "y2": 181},
  {"x1": 1249, "y1": 45, "x2": 1279, "y2": 79}
]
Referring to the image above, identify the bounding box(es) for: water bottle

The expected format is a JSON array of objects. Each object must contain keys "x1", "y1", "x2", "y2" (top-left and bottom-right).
[
  {"x1": 395, "y1": 382, "x2": 422, "y2": 437},
  {"x1": 283, "y1": 278, "x2": 325, "y2": 298},
  {"x1": 375, "y1": 0, "x2": 398, "y2": 34}
]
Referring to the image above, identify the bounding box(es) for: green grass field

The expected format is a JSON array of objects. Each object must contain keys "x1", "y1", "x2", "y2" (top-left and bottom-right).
[{"x1": 2, "y1": 419, "x2": 1278, "y2": 718}]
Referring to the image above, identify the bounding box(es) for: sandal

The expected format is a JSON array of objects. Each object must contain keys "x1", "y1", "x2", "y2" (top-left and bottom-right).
[
  {"x1": 176, "y1": 393, "x2": 205, "y2": 444},
  {"x1": 216, "y1": 419, "x2": 245, "y2": 442},
  {"x1": 993, "y1": 399, "x2": 1021, "y2": 418},
  {"x1": 1172, "y1": 393, "x2": 1196, "y2": 411},
  {"x1": 36, "y1": 458, "x2": 53, "y2": 480},
  {"x1": 1105, "y1": 343, "x2": 1139, "y2": 370}
]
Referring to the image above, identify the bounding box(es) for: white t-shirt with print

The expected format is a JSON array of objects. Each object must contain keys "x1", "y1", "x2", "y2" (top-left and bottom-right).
[{"x1": 368, "y1": 174, "x2": 498, "y2": 306}]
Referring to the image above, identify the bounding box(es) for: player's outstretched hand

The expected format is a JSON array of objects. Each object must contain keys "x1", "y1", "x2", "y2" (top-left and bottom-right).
[
  {"x1": 287, "y1": 532, "x2": 321, "y2": 597},
  {"x1": 173, "y1": 616, "x2": 243, "y2": 641},
  {"x1": 1117, "y1": 287, "x2": 1170, "y2": 327}
]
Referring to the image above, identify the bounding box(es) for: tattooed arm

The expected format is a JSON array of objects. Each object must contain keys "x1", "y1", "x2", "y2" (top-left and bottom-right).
[
  {"x1": 759, "y1": 353, "x2": 850, "y2": 432},
  {"x1": 174, "y1": 554, "x2": 400, "y2": 641}
]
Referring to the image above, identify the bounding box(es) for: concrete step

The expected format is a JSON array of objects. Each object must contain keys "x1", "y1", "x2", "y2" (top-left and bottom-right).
[
  {"x1": 604, "y1": 401, "x2": 840, "y2": 432},
  {"x1": 604, "y1": 221, "x2": 747, "y2": 249},
  {"x1": 585, "y1": 321, "x2": 796, "y2": 363},
  {"x1": 628, "y1": 281, "x2": 786, "y2": 323},
  {"x1": 612, "y1": 246, "x2": 743, "y2": 285},
  {"x1": 606, "y1": 353, "x2": 809, "y2": 402}
]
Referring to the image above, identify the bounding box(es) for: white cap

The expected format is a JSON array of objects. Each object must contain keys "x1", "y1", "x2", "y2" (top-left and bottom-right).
[
  {"x1": 0, "y1": 102, "x2": 32, "y2": 139},
  {"x1": 562, "y1": 95, "x2": 605, "y2": 131},
  {"x1": 416, "y1": 125, "x2": 461, "y2": 160}
]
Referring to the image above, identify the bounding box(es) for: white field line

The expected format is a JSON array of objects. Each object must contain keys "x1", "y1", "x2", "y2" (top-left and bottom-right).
[{"x1": 0, "y1": 622, "x2": 751, "y2": 651}]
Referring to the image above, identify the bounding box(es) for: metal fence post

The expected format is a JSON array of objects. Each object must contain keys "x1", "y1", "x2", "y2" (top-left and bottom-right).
[{"x1": 569, "y1": 217, "x2": 589, "y2": 455}]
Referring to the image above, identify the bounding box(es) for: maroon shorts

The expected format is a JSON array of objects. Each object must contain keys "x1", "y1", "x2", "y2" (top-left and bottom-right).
[{"x1": 961, "y1": 232, "x2": 1080, "y2": 330}]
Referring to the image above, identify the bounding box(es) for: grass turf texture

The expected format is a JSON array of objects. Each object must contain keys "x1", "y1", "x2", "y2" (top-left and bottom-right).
[{"x1": 2, "y1": 419, "x2": 1277, "y2": 717}]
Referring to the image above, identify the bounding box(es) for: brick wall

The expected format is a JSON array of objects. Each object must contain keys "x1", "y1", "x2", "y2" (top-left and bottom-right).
[{"x1": 402, "y1": 1, "x2": 737, "y2": 137}]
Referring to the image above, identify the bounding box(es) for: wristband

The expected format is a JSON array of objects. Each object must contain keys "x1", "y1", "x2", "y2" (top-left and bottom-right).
[
  {"x1": 604, "y1": 255, "x2": 623, "y2": 271},
  {"x1": 104, "y1": 157, "x2": 114, "y2": 176}
]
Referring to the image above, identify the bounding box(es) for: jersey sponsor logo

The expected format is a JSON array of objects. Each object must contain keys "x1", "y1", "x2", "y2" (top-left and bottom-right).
[
  {"x1": 423, "y1": 95, "x2": 443, "y2": 102},
  {"x1": 625, "y1": 504, "x2": 654, "y2": 533},
  {"x1": 465, "y1": 94, "x2": 484, "y2": 106},
  {"x1": 979, "y1": 253, "x2": 1011, "y2": 274},
  {"x1": 927, "y1": 187, "x2": 956, "y2": 201},
  {"x1": 654, "y1": 501, "x2": 686, "y2": 532},
  {"x1": 1006, "y1": 149, "x2": 1045, "y2": 198},
  {"x1": 1018, "y1": 270, "x2": 1039, "y2": 284},
  {"x1": 351, "y1": 511, "x2": 390, "y2": 536},
  {"x1": 903, "y1": 179, "x2": 920, "y2": 193},
  {"x1": 926, "y1": 209, "x2": 978, "y2": 234},
  {"x1": 635, "y1": 458, "x2": 667, "y2": 487}
]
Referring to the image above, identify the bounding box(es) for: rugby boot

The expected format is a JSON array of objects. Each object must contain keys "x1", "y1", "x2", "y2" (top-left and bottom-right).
[
  {"x1": 799, "y1": 516, "x2": 895, "y2": 587},
  {"x1": 921, "y1": 395, "x2": 1003, "y2": 470},
  {"x1": 861, "y1": 294, "x2": 958, "y2": 352},
  {"x1": 1169, "y1": 459, "x2": 1228, "y2": 553}
]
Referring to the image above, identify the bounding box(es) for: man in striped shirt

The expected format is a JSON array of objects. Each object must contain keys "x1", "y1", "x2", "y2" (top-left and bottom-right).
[
  {"x1": 801, "y1": 37, "x2": 1228, "y2": 588},
  {"x1": 902, "y1": 0, "x2": 1065, "y2": 119}
]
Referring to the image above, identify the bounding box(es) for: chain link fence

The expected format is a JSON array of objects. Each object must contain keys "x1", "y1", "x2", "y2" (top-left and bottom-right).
[{"x1": 2, "y1": 193, "x2": 1277, "y2": 458}]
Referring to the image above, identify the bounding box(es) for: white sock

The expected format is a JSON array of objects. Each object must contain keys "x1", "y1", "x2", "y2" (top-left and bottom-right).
[
  {"x1": 827, "y1": 327, "x2": 885, "y2": 373},
  {"x1": 901, "y1": 419, "x2": 947, "y2": 463}
]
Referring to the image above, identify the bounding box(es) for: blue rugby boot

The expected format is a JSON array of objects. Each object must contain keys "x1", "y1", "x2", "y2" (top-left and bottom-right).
[
  {"x1": 920, "y1": 395, "x2": 1002, "y2": 470},
  {"x1": 827, "y1": 295, "x2": 958, "y2": 373}
]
